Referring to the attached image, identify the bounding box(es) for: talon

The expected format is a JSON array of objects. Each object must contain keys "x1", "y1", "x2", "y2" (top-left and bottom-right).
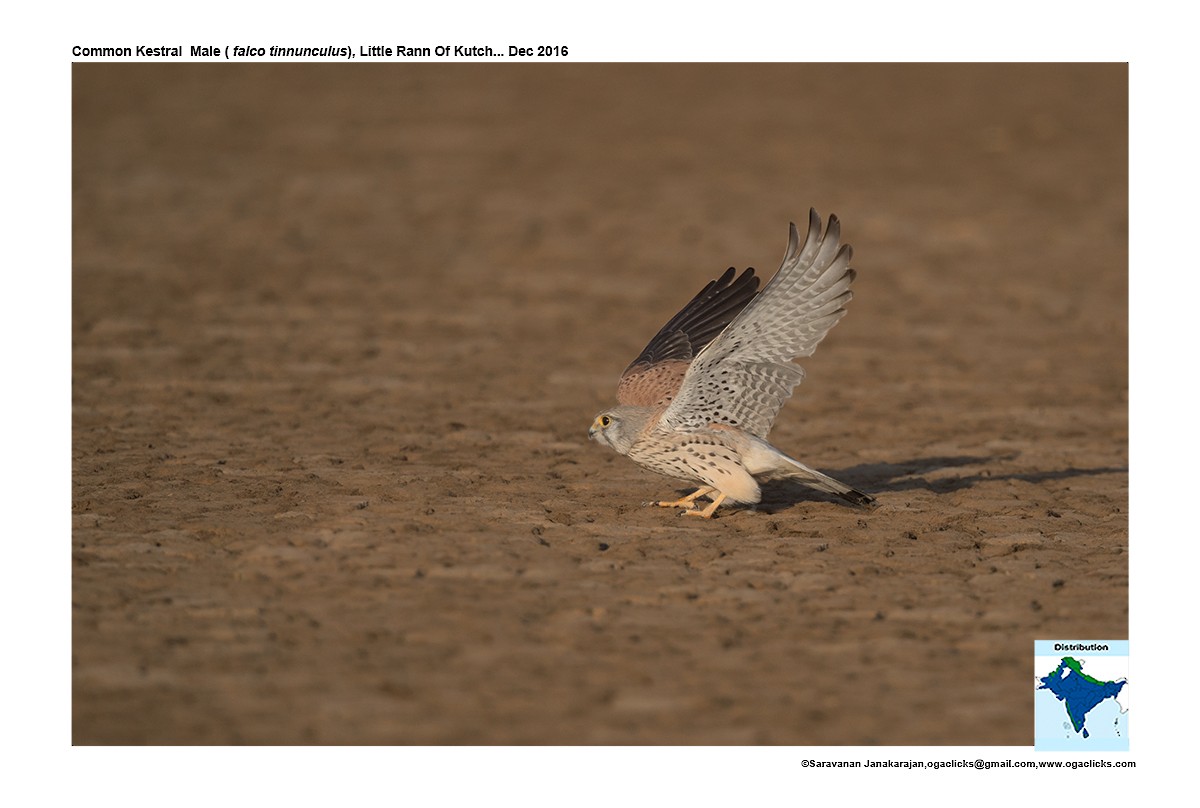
[
  {"x1": 683, "y1": 493, "x2": 727, "y2": 519},
  {"x1": 655, "y1": 487, "x2": 715, "y2": 509}
]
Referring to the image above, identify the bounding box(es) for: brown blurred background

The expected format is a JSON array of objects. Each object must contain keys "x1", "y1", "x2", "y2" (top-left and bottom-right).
[{"x1": 73, "y1": 63, "x2": 1127, "y2": 744}]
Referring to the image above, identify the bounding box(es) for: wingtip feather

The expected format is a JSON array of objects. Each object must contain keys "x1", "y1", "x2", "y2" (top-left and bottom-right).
[{"x1": 824, "y1": 214, "x2": 841, "y2": 245}]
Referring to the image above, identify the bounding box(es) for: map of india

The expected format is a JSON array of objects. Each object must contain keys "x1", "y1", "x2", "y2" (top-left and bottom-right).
[
  {"x1": 1034, "y1": 641, "x2": 1128, "y2": 751},
  {"x1": 1037, "y1": 656, "x2": 1125, "y2": 738}
]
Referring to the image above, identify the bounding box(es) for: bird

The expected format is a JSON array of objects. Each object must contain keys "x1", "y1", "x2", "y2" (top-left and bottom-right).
[{"x1": 588, "y1": 209, "x2": 874, "y2": 518}]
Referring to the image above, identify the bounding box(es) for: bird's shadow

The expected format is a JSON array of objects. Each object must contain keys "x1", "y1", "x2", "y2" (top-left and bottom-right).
[{"x1": 737, "y1": 454, "x2": 1127, "y2": 513}]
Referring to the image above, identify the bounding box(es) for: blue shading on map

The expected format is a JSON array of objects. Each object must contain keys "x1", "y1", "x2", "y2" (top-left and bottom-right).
[
  {"x1": 1037, "y1": 658, "x2": 1124, "y2": 738},
  {"x1": 1033, "y1": 640, "x2": 1128, "y2": 752}
]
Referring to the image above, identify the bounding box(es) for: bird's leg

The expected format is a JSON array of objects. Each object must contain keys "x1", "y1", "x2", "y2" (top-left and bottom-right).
[
  {"x1": 654, "y1": 487, "x2": 715, "y2": 509},
  {"x1": 684, "y1": 492, "x2": 728, "y2": 519}
]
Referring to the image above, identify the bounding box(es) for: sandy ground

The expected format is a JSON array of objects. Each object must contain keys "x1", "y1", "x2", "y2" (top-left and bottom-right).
[{"x1": 72, "y1": 63, "x2": 1127, "y2": 744}]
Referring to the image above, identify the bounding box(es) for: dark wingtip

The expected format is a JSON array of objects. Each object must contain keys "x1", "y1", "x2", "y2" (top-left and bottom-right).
[
  {"x1": 739, "y1": 267, "x2": 761, "y2": 296},
  {"x1": 825, "y1": 213, "x2": 841, "y2": 243},
  {"x1": 733, "y1": 266, "x2": 759, "y2": 293}
]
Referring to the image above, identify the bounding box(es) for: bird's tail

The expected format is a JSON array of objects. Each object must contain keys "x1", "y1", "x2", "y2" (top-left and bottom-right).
[
  {"x1": 779, "y1": 453, "x2": 876, "y2": 508},
  {"x1": 743, "y1": 438, "x2": 876, "y2": 508}
]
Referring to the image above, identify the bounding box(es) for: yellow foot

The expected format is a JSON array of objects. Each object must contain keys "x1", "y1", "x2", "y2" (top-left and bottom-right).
[
  {"x1": 682, "y1": 493, "x2": 728, "y2": 519},
  {"x1": 654, "y1": 487, "x2": 715, "y2": 509}
]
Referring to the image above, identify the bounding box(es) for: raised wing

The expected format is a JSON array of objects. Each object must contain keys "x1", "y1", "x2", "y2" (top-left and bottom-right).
[
  {"x1": 656, "y1": 210, "x2": 856, "y2": 437},
  {"x1": 616, "y1": 266, "x2": 759, "y2": 407}
]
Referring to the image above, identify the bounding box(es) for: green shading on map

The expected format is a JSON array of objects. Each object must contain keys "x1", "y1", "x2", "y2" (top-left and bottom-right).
[{"x1": 1036, "y1": 657, "x2": 1125, "y2": 738}]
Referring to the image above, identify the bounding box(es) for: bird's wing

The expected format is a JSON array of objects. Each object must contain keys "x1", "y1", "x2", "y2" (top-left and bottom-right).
[
  {"x1": 656, "y1": 210, "x2": 856, "y2": 438},
  {"x1": 616, "y1": 266, "x2": 760, "y2": 407}
]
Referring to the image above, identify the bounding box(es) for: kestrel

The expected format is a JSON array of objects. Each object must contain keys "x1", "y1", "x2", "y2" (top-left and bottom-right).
[{"x1": 589, "y1": 210, "x2": 874, "y2": 518}]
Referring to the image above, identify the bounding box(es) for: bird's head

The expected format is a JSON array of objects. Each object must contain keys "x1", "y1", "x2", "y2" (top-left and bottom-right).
[{"x1": 588, "y1": 407, "x2": 645, "y2": 455}]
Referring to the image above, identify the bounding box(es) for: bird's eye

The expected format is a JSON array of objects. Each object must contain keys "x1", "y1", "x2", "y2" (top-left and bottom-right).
[{"x1": 600, "y1": 415, "x2": 612, "y2": 427}]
